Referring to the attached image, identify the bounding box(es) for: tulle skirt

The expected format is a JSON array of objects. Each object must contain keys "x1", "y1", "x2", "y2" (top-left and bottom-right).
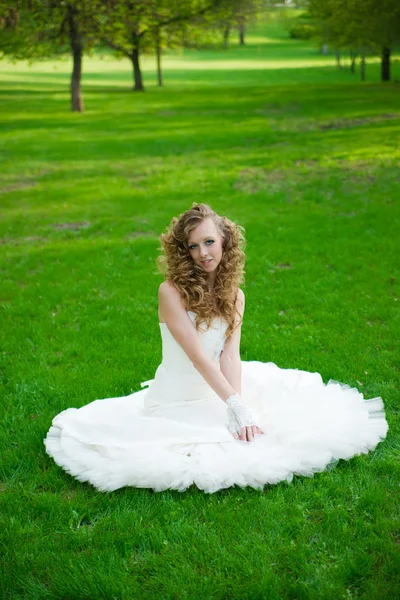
[{"x1": 44, "y1": 361, "x2": 389, "y2": 493}]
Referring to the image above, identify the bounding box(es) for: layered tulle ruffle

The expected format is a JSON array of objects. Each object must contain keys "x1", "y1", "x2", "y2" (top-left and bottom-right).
[{"x1": 44, "y1": 361, "x2": 388, "y2": 493}]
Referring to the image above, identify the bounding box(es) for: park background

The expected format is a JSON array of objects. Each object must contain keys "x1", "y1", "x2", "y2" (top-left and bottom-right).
[{"x1": 1, "y1": 2, "x2": 399, "y2": 598}]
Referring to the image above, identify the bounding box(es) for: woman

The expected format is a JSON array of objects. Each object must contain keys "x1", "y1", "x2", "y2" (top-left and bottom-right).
[{"x1": 44, "y1": 203, "x2": 389, "y2": 493}]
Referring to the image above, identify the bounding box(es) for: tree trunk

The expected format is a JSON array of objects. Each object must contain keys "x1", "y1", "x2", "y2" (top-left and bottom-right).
[
  {"x1": 156, "y1": 28, "x2": 163, "y2": 87},
  {"x1": 223, "y1": 23, "x2": 230, "y2": 49},
  {"x1": 350, "y1": 50, "x2": 357, "y2": 74},
  {"x1": 238, "y1": 18, "x2": 245, "y2": 45},
  {"x1": 381, "y1": 46, "x2": 391, "y2": 81},
  {"x1": 334, "y1": 49, "x2": 341, "y2": 69},
  {"x1": 67, "y1": 5, "x2": 84, "y2": 112},
  {"x1": 131, "y1": 32, "x2": 144, "y2": 91},
  {"x1": 360, "y1": 54, "x2": 366, "y2": 81}
]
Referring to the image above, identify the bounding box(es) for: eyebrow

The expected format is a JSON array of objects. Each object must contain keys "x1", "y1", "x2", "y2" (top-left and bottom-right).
[{"x1": 188, "y1": 236, "x2": 215, "y2": 244}]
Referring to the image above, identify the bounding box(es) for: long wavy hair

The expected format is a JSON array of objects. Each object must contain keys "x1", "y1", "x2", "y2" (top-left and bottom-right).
[{"x1": 156, "y1": 203, "x2": 246, "y2": 339}]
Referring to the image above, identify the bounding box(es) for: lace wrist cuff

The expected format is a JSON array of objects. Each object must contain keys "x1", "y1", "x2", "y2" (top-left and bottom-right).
[{"x1": 226, "y1": 394, "x2": 254, "y2": 428}]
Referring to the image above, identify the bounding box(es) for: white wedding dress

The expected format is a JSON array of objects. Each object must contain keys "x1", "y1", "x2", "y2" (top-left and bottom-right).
[{"x1": 44, "y1": 310, "x2": 389, "y2": 493}]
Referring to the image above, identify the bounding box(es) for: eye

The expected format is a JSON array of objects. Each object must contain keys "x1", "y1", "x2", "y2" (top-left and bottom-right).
[{"x1": 188, "y1": 240, "x2": 214, "y2": 250}]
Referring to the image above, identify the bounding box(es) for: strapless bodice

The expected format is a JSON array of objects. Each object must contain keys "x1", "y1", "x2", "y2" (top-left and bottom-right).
[
  {"x1": 158, "y1": 311, "x2": 228, "y2": 371},
  {"x1": 142, "y1": 311, "x2": 228, "y2": 413}
]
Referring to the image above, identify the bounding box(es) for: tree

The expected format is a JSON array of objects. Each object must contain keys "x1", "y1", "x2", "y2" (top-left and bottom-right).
[
  {"x1": 0, "y1": 0, "x2": 103, "y2": 111},
  {"x1": 172, "y1": 0, "x2": 264, "y2": 52},
  {"x1": 308, "y1": 0, "x2": 400, "y2": 82},
  {"x1": 204, "y1": 0, "x2": 263, "y2": 49},
  {"x1": 234, "y1": 0, "x2": 264, "y2": 46},
  {"x1": 96, "y1": 0, "x2": 229, "y2": 92}
]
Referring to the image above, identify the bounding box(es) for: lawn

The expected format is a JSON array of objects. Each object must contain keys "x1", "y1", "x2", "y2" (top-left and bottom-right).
[{"x1": 1, "y1": 11, "x2": 399, "y2": 600}]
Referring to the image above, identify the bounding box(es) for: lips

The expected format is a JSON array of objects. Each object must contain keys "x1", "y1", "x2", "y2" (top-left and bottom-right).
[{"x1": 201, "y1": 259, "x2": 212, "y2": 265}]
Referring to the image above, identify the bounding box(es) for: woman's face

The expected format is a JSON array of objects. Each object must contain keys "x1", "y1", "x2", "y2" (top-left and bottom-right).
[{"x1": 187, "y1": 218, "x2": 224, "y2": 277}]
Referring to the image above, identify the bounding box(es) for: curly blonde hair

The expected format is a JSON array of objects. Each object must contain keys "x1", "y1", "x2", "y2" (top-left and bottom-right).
[{"x1": 156, "y1": 203, "x2": 246, "y2": 339}]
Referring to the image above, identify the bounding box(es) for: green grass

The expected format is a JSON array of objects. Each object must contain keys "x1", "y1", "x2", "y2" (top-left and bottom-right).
[{"x1": 1, "y1": 12, "x2": 400, "y2": 600}]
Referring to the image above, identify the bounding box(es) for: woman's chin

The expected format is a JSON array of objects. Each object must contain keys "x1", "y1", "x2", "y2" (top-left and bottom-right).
[{"x1": 200, "y1": 263, "x2": 217, "y2": 272}]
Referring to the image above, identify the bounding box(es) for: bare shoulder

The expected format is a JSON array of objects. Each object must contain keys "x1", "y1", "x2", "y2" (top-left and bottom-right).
[
  {"x1": 158, "y1": 280, "x2": 185, "y2": 322},
  {"x1": 237, "y1": 288, "x2": 245, "y2": 305},
  {"x1": 158, "y1": 280, "x2": 179, "y2": 300},
  {"x1": 236, "y1": 288, "x2": 245, "y2": 314}
]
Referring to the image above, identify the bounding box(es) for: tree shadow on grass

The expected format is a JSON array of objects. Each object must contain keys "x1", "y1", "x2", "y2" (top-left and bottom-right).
[
  {"x1": 1, "y1": 112, "x2": 397, "y2": 167},
  {"x1": 0, "y1": 87, "x2": 136, "y2": 97},
  {"x1": 2, "y1": 61, "x2": 397, "y2": 91}
]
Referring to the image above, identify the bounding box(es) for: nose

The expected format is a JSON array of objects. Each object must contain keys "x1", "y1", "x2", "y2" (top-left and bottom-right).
[{"x1": 199, "y1": 245, "x2": 209, "y2": 257}]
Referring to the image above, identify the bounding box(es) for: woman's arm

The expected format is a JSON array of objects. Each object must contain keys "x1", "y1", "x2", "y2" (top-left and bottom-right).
[
  {"x1": 219, "y1": 289, "x2": 264, "y2": 442},
  {"x1": 158, "y1": 281, "x2": 238, "y2": 402},
  {"x1": 160, "y1": 283, "x2": 263, "y2": 442},
  {"x1": 219, "y1": 289, "x2": 245, "y2": 395}
]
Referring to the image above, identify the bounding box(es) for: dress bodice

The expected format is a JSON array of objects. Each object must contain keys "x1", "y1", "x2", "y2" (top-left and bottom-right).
[
  {"x1": 159, "y1": 310, "x2": 228, "y2": 371},
  {"x1": 142, "y1": 311, "x2": 228, "y2": 413}
]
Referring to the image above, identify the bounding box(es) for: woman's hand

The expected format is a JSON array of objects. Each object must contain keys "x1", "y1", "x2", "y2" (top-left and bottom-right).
[
  {"x1": 226, "y1": 394, "x2": 265, "y2": 442},
  {"x1": 232, "y1": 424, "x2": 265, "y2": 442}
]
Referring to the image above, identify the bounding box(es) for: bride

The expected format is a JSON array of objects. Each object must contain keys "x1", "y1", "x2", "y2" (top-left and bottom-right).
[{"x1": 44, "y1": 203, "x2": 389, "y2": 493}]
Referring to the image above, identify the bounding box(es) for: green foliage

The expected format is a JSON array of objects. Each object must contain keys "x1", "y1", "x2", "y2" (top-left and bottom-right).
[
  {"x1": 95, "y1": 0, "x2": 217, "y2": 56},
  {"x1": 0, "y1": 0, "x2": 104, "y2": 61},
  {"x1": 308, "y1": 0, "x2": 400, "y2": 51},
  {"x1": 289, "y1": 22, "x2": 316, "y2": 40},
  {"x1": 0, "y1": 2, "x2": 63, "y2": 60}
]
